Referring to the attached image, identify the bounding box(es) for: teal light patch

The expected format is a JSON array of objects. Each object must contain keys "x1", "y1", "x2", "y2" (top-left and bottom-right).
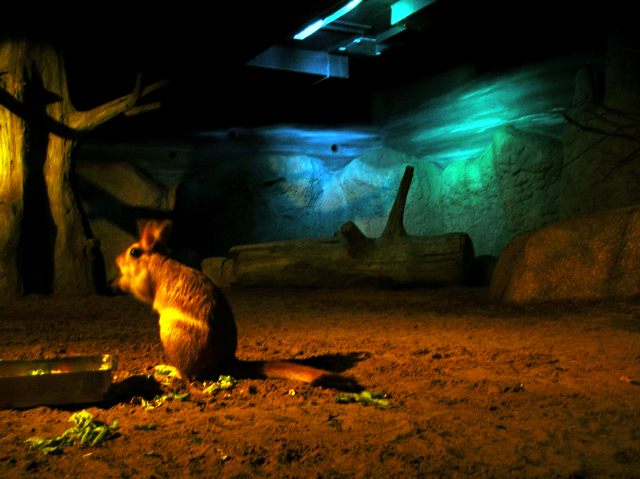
[
  {"x1": 448, "y1": 116, "x2": 506, "y2": 134},
  {"x1": 386, "y1": 60, "x2": 578, "y2": 167},
  {"x1": 391, "y1": 0, "x2": 436, "y2": 25},
  {"x1": 293, "y1": 20, "x2": 324, "y2": 41},
  {"x1": 424, "y1": 147, "x2": 486, "y2": 165}
]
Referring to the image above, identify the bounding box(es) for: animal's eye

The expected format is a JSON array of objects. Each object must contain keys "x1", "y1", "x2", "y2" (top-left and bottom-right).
[{"x1": 129, "y1": 247, "x2": 143, "y2": 258}]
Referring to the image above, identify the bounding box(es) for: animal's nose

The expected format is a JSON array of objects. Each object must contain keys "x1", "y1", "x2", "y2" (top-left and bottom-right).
[{"x1": 105, "y1": 277, "x2": 123, "y2": 296}]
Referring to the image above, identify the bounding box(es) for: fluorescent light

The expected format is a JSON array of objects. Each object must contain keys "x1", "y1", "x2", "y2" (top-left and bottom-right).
[
  {"x1": 294, "y1": 0, "x2": 363, "y2": 40},
  {"x1": 293, "y1": 19, "x2": 324, "y2": 40},
  {"x1": 325, "y1": 0, "x2": 363, "y2": 24}
]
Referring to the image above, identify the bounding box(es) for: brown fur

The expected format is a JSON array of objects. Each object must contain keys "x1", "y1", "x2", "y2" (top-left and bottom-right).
[{"x1": 112, "y1": 220, "x2": 331, "y2": 384}]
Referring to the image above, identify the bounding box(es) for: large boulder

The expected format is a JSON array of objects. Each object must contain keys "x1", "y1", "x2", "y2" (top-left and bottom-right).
[{"x1": 490, "y1": 205, "x2": 640, "y2": 303}]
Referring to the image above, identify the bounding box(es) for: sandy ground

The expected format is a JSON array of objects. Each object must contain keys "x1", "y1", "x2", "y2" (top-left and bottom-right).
[{"x1": 1, "y1": 286, "x2": 640, "y2": 478}]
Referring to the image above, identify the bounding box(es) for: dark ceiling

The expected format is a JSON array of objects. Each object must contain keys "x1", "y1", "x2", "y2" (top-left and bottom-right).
[{"x1": 2, "y1": 0, "x2": 634, "y2": 137}]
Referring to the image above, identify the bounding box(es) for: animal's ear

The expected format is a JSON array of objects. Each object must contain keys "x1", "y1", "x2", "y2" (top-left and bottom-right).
[
  {"x1": 155, "y1": 220, "x2": 173, "y2": 247},
  {"x1": 136, "y1": 219, "x2": 151, "y2": 238},
  {"x1": 140, "y1": 220, "x2": 173, "y2": 251}
]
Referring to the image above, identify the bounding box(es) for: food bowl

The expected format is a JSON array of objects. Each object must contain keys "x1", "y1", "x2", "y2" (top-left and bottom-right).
[{"x1": 0, "y1": 354, "x2": 116, "y2": 408}]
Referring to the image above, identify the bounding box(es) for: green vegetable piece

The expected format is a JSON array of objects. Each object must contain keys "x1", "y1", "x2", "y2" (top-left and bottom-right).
[
  {"x1": 202, "y1": 375, "x2": 238, "y2": 394},
  {"x1": 335, "y1": 390, "x2": 390, "y2": 408},
  {"x1": 153, "y1": 364, "x2": 180, "y2": 377},
  {"x1": 91, "y1": 427, "x2": 109, "y2": 447},
  {"x1": 170, "y1": 392, "x2": 190, "y2": 401},
  {"x1": 26, "y1": 410, "x2": 119, "y2": 454},
  {"x1": 79, "y1": 427, "x2": 93, "y2": 446}
]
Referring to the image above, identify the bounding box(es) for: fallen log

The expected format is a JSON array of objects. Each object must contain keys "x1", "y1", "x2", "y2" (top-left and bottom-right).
[{"x1": 223, "y1": 165, "x2": 474, "y2": 287}]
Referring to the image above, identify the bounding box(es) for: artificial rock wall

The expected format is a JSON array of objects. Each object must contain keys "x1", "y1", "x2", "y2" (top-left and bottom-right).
[
  {"x1": 77, "y1": 31, "x2": 640, "y2": 282},
  {"x1": 77, "y1": 126, "x2": 565, "y2": 280}
]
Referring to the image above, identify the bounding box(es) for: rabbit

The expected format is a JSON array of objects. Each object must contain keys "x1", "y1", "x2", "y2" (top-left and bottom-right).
[{"x1": 111, "y1": 219, "x2": 356, "y2": 388}]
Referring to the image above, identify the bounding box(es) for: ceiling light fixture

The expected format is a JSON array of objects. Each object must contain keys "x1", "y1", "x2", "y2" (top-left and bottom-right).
[
  {"x1": 293, "y1": 0, "x2": 364, "y2": 40},
  {"x1": 390, "y1": 0, "x2": 436, "y2": 25}
]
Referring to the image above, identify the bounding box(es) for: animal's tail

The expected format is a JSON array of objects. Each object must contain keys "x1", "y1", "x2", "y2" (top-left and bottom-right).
[{"x1": 230, "y1": 360, "x2": 362, "y2": 391}]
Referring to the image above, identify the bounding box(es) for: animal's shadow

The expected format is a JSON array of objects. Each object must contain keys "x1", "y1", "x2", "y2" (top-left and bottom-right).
[
  {"x1": 292, "y1": 351, "x2": 370, "y2": 374},
  {"x1": 102, "y1": 351, "x2": 370, "y2": 406},
  {"x1": 290, "y1": 352, "x2": 369, "y2": 392},
  {"x1": 101, "y1": 374, "x2": 166, "y2": 407}
]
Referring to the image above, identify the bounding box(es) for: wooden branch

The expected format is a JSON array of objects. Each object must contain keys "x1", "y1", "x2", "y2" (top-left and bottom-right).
[
  {"x1": 339, "y1": 221, "x2": 370, "y2": 258},
  {"x1": 125, "y1": 102, "x2": 162, "y2": 117},
  {"x1": 381, "y1": 165, "x2": 414, "y2": 240},
  {"x1": 126, "y1": 73, "x2": 144, "y2": 110},
  {"x1": 142, "y1": 79, "x2": 169, "y2": 97},
  {"x1": 67, "y1": 96, "x2": 132, "y2": 130},
  {"x1": 563, "y1": 126, "x2": 612, "y2": 170},
  {"x1": 604, "y1": 144, "x2": 640, "y2": 179},
  {"x1": 563, "y1": 112, "x2": 640, "y2": 174},
  {"x1": 66, "y1": 74, "x2": 167, "y2": 131},
  {"x1": 563, "y1": 113, "x2": 640, "y2": 144},
  {"x1": 0, "y1": 86, "x2": 81, "y2": 140}
]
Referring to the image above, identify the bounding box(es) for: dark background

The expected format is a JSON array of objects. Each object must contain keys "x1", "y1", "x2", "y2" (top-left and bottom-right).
[{"x1": 2, "y1": 0, "x2": 634, "y2": 136}]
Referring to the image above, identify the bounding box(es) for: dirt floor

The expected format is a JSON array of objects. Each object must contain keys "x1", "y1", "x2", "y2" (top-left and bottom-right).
[{"x1": 1, "y1": 286, "x2": 640, "y2": 478}]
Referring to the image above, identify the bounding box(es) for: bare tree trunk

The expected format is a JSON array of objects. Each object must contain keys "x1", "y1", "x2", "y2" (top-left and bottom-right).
[
  {"x1": 0, "y1": 37, "x2": 165, "y2": 296},
  {"x1": 0, "y1": 112, "x2": 25, "y2": 295},
  {"x1": 0, "y1": 41, "x2": 27, "y2": 294},
  {"x1": 45, "y1": 135, "x2": 96, "y2": 294}
]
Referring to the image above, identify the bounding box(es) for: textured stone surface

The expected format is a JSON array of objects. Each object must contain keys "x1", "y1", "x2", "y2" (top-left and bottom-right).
[
  {"x1": 317, "y1": 150, "x2": 444, "y2": 239},
  {"x1": 435, "y1": 126, "x2": 563, "y2": 257},
  {"x1": 492, "y1": 126, "x2": 563, "y2": 236},
  {"x1": 77, "y1": 160, "x2": 171, "y2": 210},
  {"x1": 78, "y1": 129, "x2": 566, "y2": 271},
  {"x1": 174, "y1": 150, "x2": 446, "y2": 257},
  {"x1": 76, "y1": 160, "x2": 171, "y2": 279},
  {"x1": 490, "y1": 205, "x2": 640, "y2": 303},
  {"x1": 174, "y1": 154, "x2": 331, "y2": 257},
  {"x1": 73, "y1": 32, "x2": 640, "y2": 287},
  {"x1": 439, "y1": 143, "x2": 509, "y2": 257}
]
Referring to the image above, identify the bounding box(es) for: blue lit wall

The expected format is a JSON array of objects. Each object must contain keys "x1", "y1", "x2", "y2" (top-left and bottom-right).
[
  {"x1": 78, "y1": 55, "x2": 593, "y2": 263},
  {"x1": 383, "y1": 58, "x2": 583, "y2": 167},
  {"x1": 194, "y1": 125, "x2": 384, "y2": 170},
  {"x1": 185, "y1": 57, "x2": 582, "y2": 255}
]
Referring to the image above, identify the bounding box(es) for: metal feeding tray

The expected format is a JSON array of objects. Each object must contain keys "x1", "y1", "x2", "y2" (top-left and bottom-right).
[{"x1": 0, "y1": 354, "x2": 116, "y2": 408}]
